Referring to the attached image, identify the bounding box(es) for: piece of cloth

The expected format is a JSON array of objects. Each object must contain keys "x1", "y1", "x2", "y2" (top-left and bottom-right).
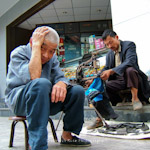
[
  {"x1": 102, "y1": 40, "x2": 150, "y2": 104},
  {"x1": 5, "y1": 43, "x2": 69, "y2": 112},
  {"x1": 14, "y1": 78, "x2": 85, "y2": 150},
  {"x1": 98, "y1": 122, "x2": 149, "y2": 135}
]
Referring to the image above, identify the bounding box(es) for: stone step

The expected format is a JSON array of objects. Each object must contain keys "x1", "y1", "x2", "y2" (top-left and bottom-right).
[
  {"x1": 84, "y1": 105, "x2": 150, "y2": 122},
  {"x1": 1, "y1": 105, "x2": 150, "y2": 122}
]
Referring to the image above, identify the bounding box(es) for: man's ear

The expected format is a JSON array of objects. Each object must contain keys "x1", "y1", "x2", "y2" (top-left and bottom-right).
[{"x1": 115, "y1": 35, "x2": 119, "y2": 40}]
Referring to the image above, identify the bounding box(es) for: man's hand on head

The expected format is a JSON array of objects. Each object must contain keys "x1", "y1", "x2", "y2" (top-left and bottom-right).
[
  {"x1": 51, "y1": 81, "x2": 67, "y2": 103},
  {"x1": 29, "y1": 27, "x2": 50, "y2": 80},
  {"x1": 31, "y1": 27, "x2": 50, "y2": 48}
]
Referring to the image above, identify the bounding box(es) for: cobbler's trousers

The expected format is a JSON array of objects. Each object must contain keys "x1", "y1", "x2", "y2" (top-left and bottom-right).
[
  {"x1": 14, "y1": 78, "x2": 85, "y2": 150},
  {"x1": 106, "y1": 67, "x2": 139, "y2": 106}
]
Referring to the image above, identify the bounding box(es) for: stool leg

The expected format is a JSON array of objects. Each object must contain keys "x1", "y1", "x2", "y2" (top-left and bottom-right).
[
  {"x1": 55, "y1": 112, "x2": 63, "y2": 131},
  {"x1": 48, "y1": 118, "x2": 58, "y2": 142},
  {"x1": 22, "y1": 120, "x2": 29, "y2": 150},
  {"x1": 9, "y1": 121, "x2": 18, "y2": 147}
]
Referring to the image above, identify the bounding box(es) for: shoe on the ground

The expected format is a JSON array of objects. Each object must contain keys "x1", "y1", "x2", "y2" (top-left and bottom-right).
[
  {"x1": 132, "y1": 100, "x2": 143, "y2": 110},
  {"x1": 87, "y1": 120, "x2": 103, "y2": 130},
  {"x1": 60, "y1": 136, "x2": 91, "y2": 147}
]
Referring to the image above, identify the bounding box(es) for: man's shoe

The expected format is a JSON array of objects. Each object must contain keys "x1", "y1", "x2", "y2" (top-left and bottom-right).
[
  {"x1": 133, "y1": 100, "x2": 143, "y2": 110},
  {"x1": 87, "y1": 120, "x2": 103, "y2": 130},
  {"x1": 60, "y1": 136, "x2": 91, "y2": 147}
]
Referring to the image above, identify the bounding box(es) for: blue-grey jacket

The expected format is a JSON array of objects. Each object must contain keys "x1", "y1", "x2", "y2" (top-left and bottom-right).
[{"x1": 5, "y1": 43, "x2": 69, "y2": 112}]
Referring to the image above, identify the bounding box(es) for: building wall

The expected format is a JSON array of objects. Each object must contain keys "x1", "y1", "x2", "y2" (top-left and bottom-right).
[
  {"x1": 111, "y1": 0, "x2": 150, "y2": 73},
  {"x1": 1, "y1": 0, "x2": 150, "y2": 100},
  {"x1": 0, "y1": 0, "x2": 41, "y2": 99}
]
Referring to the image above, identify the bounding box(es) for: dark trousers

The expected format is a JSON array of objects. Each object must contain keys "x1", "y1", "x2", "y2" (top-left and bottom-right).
[
  {"x1": 14, "y1": 78, "x2": 85, "y2": 150},
  {"x1": 93, "y1": 96, "x2": 118, "y2": 120},
  {"x1": 106, "y1": 67, "x2": 139, "y2": 106}
]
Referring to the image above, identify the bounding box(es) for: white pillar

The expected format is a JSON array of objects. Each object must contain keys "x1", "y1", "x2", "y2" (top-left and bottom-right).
[{"x1": 110, "y1": 0, "x2": 150, "y2": 74}]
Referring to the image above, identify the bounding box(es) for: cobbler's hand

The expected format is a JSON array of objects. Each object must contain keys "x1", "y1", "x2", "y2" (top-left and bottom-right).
[
  {"x1": 51, "y1": 81, "x2": 67, "y2": 103},
  {"x1": 100, "y1": 69, "x2": 114, "y2": 81},
  {"x1": 85, "y1": 79, "x2": 93, "y2": 87}
]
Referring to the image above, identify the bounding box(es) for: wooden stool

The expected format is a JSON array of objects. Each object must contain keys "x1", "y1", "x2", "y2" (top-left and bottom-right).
[{"x1": 9, "y1": 116, "x2": 58, "y2": 150}]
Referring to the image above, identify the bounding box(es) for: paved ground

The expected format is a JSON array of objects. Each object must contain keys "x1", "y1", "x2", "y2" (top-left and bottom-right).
[{"x1": 0, "y1": 117, "x2": 150, "y2": 150}]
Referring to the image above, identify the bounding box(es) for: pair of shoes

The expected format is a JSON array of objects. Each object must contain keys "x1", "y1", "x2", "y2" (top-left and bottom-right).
[
  {"x1": 60, "y1": 136, "x2": 91, "y2": 147},
  {"x1": 86, "y1": 119, "x2": 103, "y2": 130},
  {"x1": 132, "y1": 100, "x2": 143, "y2": 110}
]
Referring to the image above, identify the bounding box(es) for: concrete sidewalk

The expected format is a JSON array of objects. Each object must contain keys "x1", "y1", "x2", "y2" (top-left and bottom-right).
[{"x1": 0, "y1": 117, "x2": 150, "y2": 150}]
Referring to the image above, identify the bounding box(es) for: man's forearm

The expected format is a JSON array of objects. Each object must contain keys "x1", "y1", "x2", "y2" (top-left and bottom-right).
[{"x1": 29, "y1": 44, "x2": 42, "y2": 80}]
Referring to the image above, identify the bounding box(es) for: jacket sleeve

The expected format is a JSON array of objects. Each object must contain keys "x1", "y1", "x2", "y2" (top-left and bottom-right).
[
  {"x1": 9, "y1": 46, "x2": 31, "y2": 84},
  {"x1": 112, "y1": 42, "x2": 138, "y2": 76}
]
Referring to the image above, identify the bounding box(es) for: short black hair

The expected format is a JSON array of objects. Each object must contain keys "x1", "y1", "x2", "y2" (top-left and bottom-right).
[{"x1": 102, "y1": 29, "x2": 117, "y2": 40}]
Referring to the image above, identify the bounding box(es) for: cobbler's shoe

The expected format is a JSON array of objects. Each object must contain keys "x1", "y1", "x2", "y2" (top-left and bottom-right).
[
  {"x1": 87, "y1": 119, "x2": 103, "y2": 130},
  {"x1": 60, "y1": 136, "x2": 91, "y2": 147},
  {"x1": 132, "y1": 100, "x2": 143, "y2": 110}
]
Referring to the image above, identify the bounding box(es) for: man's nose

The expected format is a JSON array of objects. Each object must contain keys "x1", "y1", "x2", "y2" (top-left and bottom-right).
[
  {"x1": 43, "y1": 51, "x2": 49, "y2": 58},
  {"x1": 107, "y1": 44, "x2": 111, "y2": 49}
]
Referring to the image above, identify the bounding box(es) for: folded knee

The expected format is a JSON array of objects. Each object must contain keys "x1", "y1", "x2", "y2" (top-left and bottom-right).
[
  {"x1": 30, "y1": 78, "x2": 52, "y2": 92},
  {"x1": 67, "y1": 85, "x2": 85, "y2": 106},
  {"x1": 71, "y1": 85, "x2": 85, "y2": 96},
  {"x1": 125, "y1": 67, "x2": 137, "y2": 76}
]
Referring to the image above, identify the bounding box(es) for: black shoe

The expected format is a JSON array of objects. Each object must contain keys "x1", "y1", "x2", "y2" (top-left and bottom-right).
[{"x1": 60, "y1": 136, "x2": 91, "y2": 147}]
